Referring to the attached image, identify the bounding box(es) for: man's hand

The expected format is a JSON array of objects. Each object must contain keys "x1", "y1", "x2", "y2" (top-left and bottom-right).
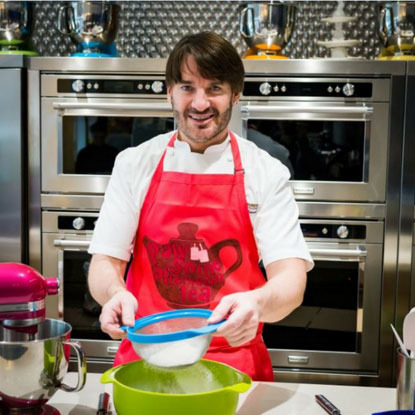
[
  {"x1": 99, "y1": 290, "x2": 138, "y2": 339},
  {"x1": 206, "y1": 259, "x2": 307, "y2": 347},
  {"x1": 207, "y1": 291, "x2": 260, "y2": 347}
]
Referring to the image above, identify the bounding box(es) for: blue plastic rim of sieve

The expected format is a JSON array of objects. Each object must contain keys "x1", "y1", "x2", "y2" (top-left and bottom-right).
[{"x1": 123, "y1": 308, "x2": 225, "y2": 344}]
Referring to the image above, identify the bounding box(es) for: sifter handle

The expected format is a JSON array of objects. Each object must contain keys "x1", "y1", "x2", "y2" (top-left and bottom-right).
[{"x1": 188, "y1": 319, "x2": 226, "y2": 335}]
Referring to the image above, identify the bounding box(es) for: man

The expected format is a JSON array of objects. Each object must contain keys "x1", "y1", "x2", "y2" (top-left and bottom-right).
[{"x1": 88, "y1": 32, "x2": 313, "y2": 381}]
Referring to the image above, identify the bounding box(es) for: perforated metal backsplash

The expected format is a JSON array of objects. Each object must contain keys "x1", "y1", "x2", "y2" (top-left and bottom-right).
[{"x1": 30, "y1": 1, "x2": 382, "y2": 59}]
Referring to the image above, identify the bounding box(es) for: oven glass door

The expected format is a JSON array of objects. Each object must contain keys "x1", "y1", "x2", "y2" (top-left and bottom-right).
[
  {"x1": 263, "y1": 242, "x2": 382, "y2": 372},
  {"x1": 41, "y1": 97, "x2": 174, "y2": 194},
  {"x1": 240, "y1": 102, "x2": 389, "y2": 202},
  {"x1": 43, "y1": 232, "x2": 121, "y2": 359}
]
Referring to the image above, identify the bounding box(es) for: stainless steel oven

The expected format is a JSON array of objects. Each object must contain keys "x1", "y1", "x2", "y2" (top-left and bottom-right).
[
  {"x1": 41, "y1": 74, "x2": 173, "y2": 195},
  {"x1": 42, "y1": 212, "x2": 384, "y2": 373},
  {"x1": 233, "y1": 76, "x2": 390, "y2": 202},
  {"x1": 263, "y1": 219, "x2": 383, "y2": 375},
  {"x1": 28, "y1": 58, "x2": 406, "y2": 384},
  {"x1": 42, "y1": 210, "x2": 118, "y2": 370}
]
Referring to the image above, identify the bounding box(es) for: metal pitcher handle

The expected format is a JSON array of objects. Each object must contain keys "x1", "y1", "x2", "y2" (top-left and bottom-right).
[
  {"x1": 103, "y1": 3, "x2": 115, "y2": 35},
  {"x1": 378, "y1": 7, "x2": 387, "y2": 45},
  {"x1": 57, "y1": 5, "x2": 76, "y2": 35},
  {"x1": 240, "y1": 6, "x2": 254, "y2": 38},
  {"x1": 59, "y1": 340, "x2": 87, "y2": 392},
  {"x1": 22, "y1": 4, "x2": 29, "y2": 30}
]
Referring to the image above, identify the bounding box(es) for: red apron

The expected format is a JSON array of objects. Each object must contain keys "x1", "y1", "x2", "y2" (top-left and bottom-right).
[{"x1": 114, "y1": 131, "x2": 274, "y2": 381}]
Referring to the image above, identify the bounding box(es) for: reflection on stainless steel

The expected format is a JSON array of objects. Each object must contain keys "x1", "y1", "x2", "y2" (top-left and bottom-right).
[{"x1": 0, "y1": 319, "x2": 86, "y2": 409}]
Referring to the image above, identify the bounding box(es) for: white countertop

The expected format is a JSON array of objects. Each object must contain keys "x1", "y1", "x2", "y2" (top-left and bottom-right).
[{"x1": 48, "y1": 372, "x2": 397, "y2": 415}]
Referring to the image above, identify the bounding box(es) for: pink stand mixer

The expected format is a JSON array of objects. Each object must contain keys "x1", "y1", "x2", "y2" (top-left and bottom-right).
[
  {"x1": 0, "y1": 263, "x2": 87, "y2": 415},
  {"x1": 0, "y1": 263, "x2": 58, "y2": 333}
]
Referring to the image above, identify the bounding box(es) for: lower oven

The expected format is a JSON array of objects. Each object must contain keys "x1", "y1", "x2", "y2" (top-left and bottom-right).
[
  {"x1": 43, "y1": 211, "x2": 384, "y2": 375},
  {"x1": 42, "y1": 210, "x2": 117, "y2": 371},
  {"x1": 263, "y1": 219, "x2": 384, "y2": 376}
]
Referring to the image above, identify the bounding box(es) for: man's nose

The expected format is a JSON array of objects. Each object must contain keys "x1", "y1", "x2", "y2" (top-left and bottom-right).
[{"x1": 191, "y1": 89, "x2": 210, "y2": 112}]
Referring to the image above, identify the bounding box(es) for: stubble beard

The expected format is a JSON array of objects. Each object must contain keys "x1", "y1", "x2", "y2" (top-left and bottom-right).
[{"x1": 172, "y1": 98, "x2": 233, "y2": 146}]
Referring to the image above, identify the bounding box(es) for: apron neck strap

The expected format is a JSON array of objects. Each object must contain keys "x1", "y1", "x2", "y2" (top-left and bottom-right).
[{"x1": 228, "y1": 131, "x2": 244, "y2": 174}]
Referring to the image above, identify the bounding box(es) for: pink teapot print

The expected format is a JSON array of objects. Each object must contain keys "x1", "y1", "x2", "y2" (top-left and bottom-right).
[{"x1": 143, "y1": 222, "x2": 242, "y2": 308}]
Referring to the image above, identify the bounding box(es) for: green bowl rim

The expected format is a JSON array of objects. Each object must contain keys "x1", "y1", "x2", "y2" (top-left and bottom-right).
[{"x1": 103, "y1": 358, "x2": 252, "y2": 397}]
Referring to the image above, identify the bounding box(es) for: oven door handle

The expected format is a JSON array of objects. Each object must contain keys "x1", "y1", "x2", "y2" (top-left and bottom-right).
[
  {"x1": 308, "y1": 247, "x2": 367, "y2": 258},
  {"x1": 52, "y1": 102, "x2": 172, "y2": 112},
  {"x1": 53, "y1": 239, "x2": 91, "y2": 248},
  {"x1": 241, "y1": 105, "x2": 373, "y2": 114}
]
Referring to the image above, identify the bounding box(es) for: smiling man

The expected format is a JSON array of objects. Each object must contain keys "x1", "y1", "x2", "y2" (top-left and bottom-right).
[
  {"x1": 87, "y1": 32, "x2": 313, "y2": 381},
  {"x1": 167, "y1": 56, "x2": 238, "y2": 151}
]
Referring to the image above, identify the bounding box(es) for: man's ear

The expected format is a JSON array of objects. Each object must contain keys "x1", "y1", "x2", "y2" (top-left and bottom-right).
[
  {"x1": 167, "y1": 86, "x2": 172, "y2": 104},
  {"x1": 232, "y1": 92, "x2": 241, "y2": 106}
]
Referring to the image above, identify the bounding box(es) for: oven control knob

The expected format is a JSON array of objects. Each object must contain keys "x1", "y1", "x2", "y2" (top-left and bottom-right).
[
  {"x1": 151, "y1": 81, "x2": 164, "y2": 94},
  {"x1": 72, "y1": 80, "x2": 85, "y2": 93},
  {"x1": 259, "y1": 82, "x2": 272, "y2": 96},
  {"x1": 342, "y1": 83, "x2": 355, "y2": 97},
  {"x1": 336, "y1": 225, "x2": 349, "y2": 239},
  {"x1": 72, "y1": 217, "x2": 86, "y2": 230}
]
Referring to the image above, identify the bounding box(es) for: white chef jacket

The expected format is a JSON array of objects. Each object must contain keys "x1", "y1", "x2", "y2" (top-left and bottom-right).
[{"x1": 89, "y1": 131, "x2": 313, "y2": 271}]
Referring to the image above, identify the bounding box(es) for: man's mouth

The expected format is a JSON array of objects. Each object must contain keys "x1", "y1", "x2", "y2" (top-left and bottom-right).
[{"x1": 187, "y1": 111, "x2": 216, "y2": 123}]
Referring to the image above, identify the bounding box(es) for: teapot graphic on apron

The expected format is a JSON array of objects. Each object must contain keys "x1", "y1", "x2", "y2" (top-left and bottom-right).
[{"x1": 143, "y1": 222, "x2": 243, "y2": 308}]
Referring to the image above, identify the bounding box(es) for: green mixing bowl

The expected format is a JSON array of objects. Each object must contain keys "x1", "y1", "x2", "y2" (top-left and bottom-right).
[{"x1": 101, "y1": 359, "x2": 252, "y2": 415}]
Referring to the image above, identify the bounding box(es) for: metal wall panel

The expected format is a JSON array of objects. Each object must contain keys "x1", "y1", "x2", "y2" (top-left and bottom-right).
[{"x1": 0, "y1": 69, "x2": 26, "y2": 263}]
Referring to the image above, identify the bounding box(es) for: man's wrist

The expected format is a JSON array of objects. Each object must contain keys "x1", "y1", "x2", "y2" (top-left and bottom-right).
[{"x1": 107, "y1": 286, "x2": 127, "y2": 301}]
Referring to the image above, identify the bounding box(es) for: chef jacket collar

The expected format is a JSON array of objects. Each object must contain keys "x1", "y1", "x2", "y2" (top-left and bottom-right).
[{"x1": 173, "y1": 132, "x2": 230, "y2": 154}]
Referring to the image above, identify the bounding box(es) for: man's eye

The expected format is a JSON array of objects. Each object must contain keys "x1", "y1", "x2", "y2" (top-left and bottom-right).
[
  {"x1": 181, "y1": 85, "x2": 192, "y2": 92},
  {"x1": 211, "y1": 85, "x2": 222, "y2": 92}
]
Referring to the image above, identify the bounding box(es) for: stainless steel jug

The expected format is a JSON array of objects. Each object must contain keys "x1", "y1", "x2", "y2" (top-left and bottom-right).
[
  {"x1": 239, "y1": 2, "x2": 296, "y2": 56},
  {"x1": 379, "y1": 2, "x2": 415, "y2": 56},
  {"x1": 0, "y1": 319, "x2": 86, "y2": 410},
  {"x1": 0, "y1": 1, "x2": 35, "y2": 53},
  {"x1": 396, "y1": 348, "x2": 415, "y2": 409},
  {"x1": 58, "y1": 0, "x2": 119, "y2": 56}
]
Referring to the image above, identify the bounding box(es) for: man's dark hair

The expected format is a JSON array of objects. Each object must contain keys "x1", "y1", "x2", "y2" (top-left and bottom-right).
[{"x1": 165, "y1": 32, "x2": 245, "y2": 93}]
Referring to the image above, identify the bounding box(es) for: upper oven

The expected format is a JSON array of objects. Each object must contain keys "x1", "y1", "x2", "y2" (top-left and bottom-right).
[
  {"x1": 41, "y1": 74, "x2": 174, "y2": 195},
  {"x1": 234, "y1": 77, "x2": 391, "y2": 203}
]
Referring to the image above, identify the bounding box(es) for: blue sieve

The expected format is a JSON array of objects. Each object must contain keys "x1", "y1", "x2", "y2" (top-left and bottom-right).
[{"x1": 123, "y1": 308, "x2": 224, "y2": 344}]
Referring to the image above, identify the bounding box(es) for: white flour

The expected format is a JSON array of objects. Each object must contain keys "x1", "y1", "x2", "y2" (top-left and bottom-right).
[
  {"x1": 139, "y1": 335, "x2": 209, "y2": 368},
  {"x1": 132, "y1": 361, "x2": 224, "y2": 394}
]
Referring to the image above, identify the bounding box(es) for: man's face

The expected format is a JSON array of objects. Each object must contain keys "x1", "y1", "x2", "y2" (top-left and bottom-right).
[{"x1": 167, "y1": 56, "x2": 240, "y2": 152}]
